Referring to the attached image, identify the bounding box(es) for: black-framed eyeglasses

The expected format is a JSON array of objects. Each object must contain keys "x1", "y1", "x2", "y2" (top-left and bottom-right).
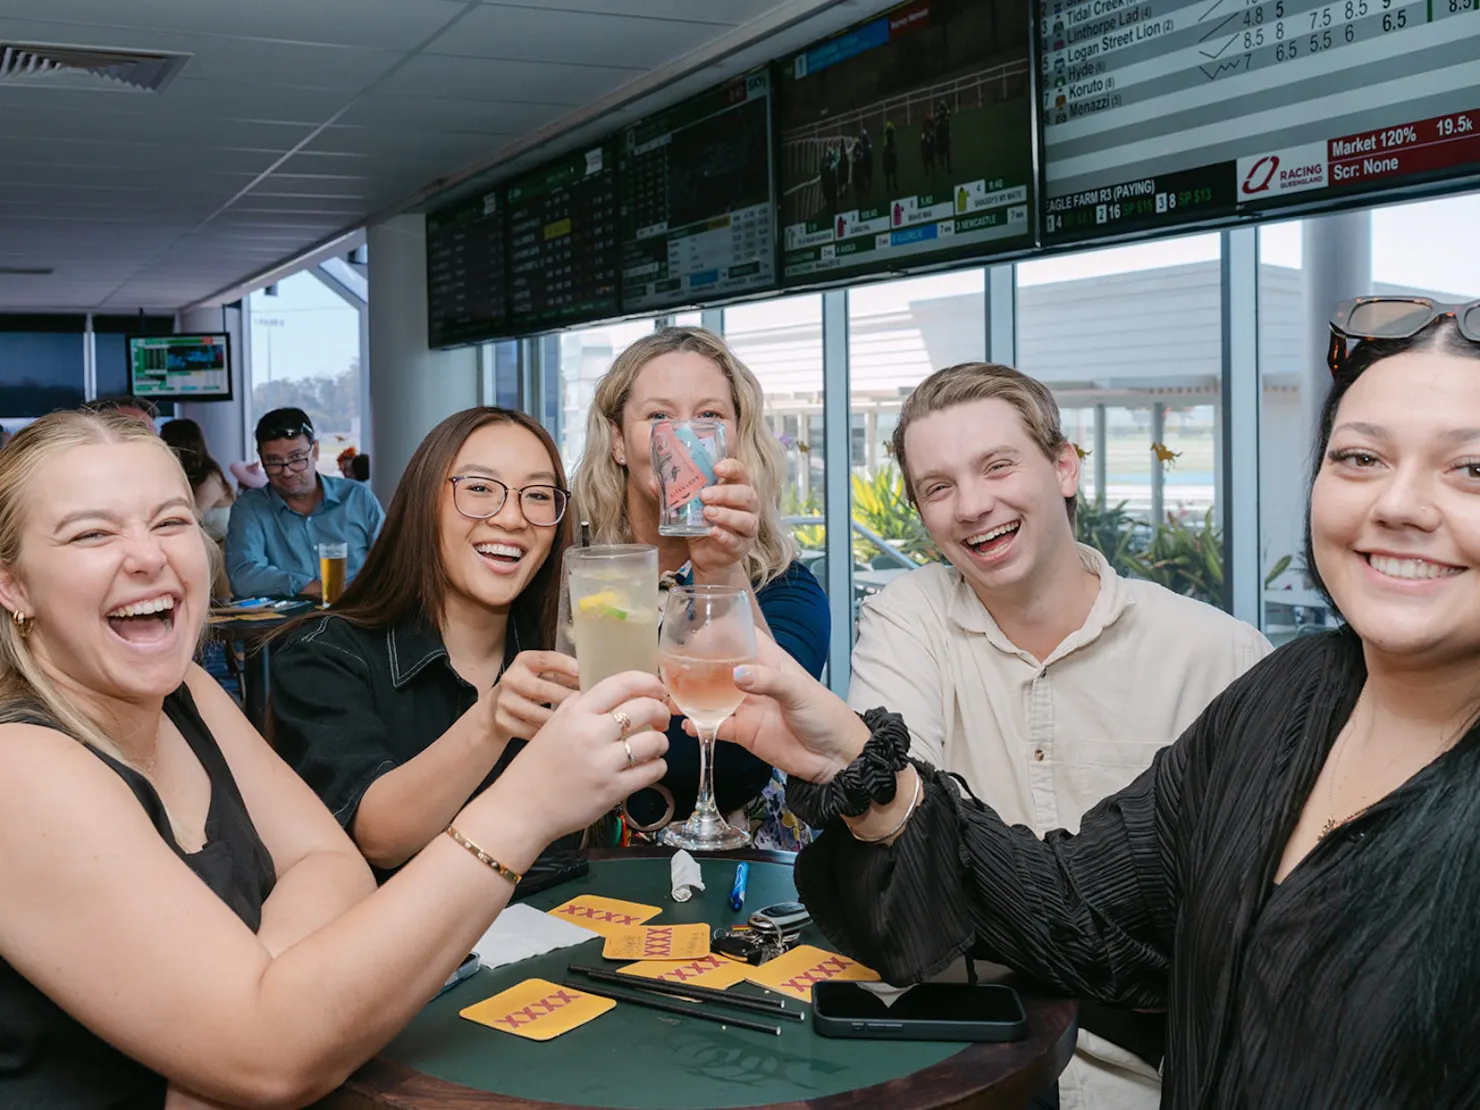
[
  {"x1": 448, "y1": 476, "x2": 569, "y2": 526},
  {"x1": 260, "y1": 450, "x2": 315, "y2": 474},
  {"x1": 1328, "y1": 297, "x2": 1480, "y2": 376}
]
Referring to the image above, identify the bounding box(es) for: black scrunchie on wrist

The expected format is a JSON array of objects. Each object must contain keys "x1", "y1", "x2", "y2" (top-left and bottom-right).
[{"x1": 786, "y1": 708, "x2": 912, "y2": 826}]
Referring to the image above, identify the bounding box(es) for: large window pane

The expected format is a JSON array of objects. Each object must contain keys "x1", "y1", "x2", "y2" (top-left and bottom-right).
[
  {"x1": 556, "y1": 319, "x2": 659, "y2": 469},
  {"x1": 1258, "y1": 194, "x2": 1480, "y2": 645},
  {"x1": 247, "y1": 271, "x2": 364, "y2": 477},
  {"x1": 1257, "y1": 217, "x2": 1324, "y2": 645},
  {"x1": 1020, "y1": 233, "x2": 1227, "y2": 609},
  {"x1": 725, "y1": 294, "x2": 827, "y2": 595},
  {"x1": 846, "y1": 272, "x2": 985, "y2": 620},
  {"x1": 0, "y1": 319, "x2": 85, "y2": 423}
]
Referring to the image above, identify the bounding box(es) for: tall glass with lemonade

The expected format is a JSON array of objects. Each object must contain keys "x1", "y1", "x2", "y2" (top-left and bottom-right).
[{"x1": 565, "y1": 545, "x2": 659, "y2": 691}]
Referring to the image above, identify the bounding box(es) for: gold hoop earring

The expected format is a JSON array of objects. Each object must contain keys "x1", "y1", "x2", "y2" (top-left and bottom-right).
[{"x1": 11, "y1": 610, "x2": 32, "y2": 638}]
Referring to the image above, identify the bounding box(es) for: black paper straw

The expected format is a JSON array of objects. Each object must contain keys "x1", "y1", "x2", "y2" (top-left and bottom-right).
[
  {"x1": 568, "y1": 964, "x2": 801, "y2": 1020},
  {"x1": 561, "y1": 978, "x2": 781, "y2": 1036}
]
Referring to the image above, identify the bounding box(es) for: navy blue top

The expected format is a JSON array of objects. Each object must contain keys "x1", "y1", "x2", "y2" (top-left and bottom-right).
[
  {"x1": 625, "y1": 559, "x2": 829, "y2": 826},
  {"x1": 225, "y1": 474, "x2": 385, "y2": 598}
]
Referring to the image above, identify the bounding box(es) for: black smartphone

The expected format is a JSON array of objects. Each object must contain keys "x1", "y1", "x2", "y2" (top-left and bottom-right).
[
  {"x1": 511, "y1": 850, "x2": 589, "y2": 900},
  {"x1": 812, "y1": 981, "x2": 1029, "y2": 1042}
]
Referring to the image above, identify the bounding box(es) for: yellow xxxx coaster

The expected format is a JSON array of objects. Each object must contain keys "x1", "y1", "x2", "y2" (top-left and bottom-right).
[
  {"x1": 745, "y1": 944, "x2": 880, "y2": 1002},
  {"x1": 459, "y1": 978, "x2": 614, "y2": 1041},
  {"x1": 546, "y1": 894, "x2": 661, "y2": 938},
  {"x1": 602, "y1": 922, "x2": 710, "y2": 962},
  {"x1": 618, "y1": 951, "x2": 749, "y2": 990}
]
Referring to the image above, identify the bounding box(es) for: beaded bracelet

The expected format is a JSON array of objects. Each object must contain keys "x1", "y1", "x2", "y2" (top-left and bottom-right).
[
  {"x1": 445, "y1": 825, "x2": 523, "y2": 885},
  {"x1": 786, "y1": 708, "x2": 912, "y2": 826}
]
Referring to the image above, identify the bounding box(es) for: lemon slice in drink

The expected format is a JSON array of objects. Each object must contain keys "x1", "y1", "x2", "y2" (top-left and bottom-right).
[{"x1": 577, "y1": 590, "x2": 630, "y2": 620}]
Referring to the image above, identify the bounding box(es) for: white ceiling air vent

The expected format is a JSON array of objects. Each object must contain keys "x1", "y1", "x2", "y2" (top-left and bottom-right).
[{"x1": 0, "y1": 42, "x2": 189, "y2": 93}]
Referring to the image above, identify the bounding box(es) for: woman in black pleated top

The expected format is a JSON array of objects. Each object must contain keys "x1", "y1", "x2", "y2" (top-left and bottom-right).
[
  {"x1": 716, "y1": 314, "x2": 1480, "y2": 1108},
  {"x1": 0, "y1": 411, "x2": 672, "y2": 1107}
]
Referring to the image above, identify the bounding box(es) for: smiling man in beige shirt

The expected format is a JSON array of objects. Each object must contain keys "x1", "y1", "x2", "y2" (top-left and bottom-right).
[{"x1": 848, "y1": 362, "x2": 1270, "y2": 1110}]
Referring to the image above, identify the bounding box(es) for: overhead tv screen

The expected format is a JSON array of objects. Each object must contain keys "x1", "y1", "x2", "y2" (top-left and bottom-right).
[
  {"x1": 779, "y1": 0, "x2": 1036, "y2": 284},
  {"x1": 426, "y1": 190, "x2": 506, "y2": 348},
  {"x1": 505, "y1": 142, "x2": 620, "y2": 332},
  {"x1": 620, "y1": 68, "x2": 777, "y2": 312},
  {"x1": 128, "y1": 334, "x2": 231, "y2": 400},
  {"x1": 1039, "y1": 0, "x2": 1480, "y2": 242}
]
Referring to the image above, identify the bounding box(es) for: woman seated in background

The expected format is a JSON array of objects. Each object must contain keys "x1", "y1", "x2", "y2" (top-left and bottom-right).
[
  {"x1": 271, "y1": 408, "x2": 584, "y2": 879},
  {"x1": 160, "y1": 418, "x2": 234, "y2": 543},
  {"x1": 711, "y1": 307, "x2": 1480, "y2": 1107},
  {"x1": 571, "y1": 326, "x2": 828, "y2": 843},
  {"x1": 0, "y1": 409, "x2": 668, "y2": 1108}
]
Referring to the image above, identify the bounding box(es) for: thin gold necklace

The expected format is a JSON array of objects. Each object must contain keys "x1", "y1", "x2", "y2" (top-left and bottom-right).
[{"x1": 1320, "y1": 706, "x2": 1466, "y2": 839}]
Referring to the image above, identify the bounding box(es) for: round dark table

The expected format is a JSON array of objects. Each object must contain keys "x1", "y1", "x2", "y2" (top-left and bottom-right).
[{"x1": 318, "y1": 849, "x2": 1075, "y2": 1110}]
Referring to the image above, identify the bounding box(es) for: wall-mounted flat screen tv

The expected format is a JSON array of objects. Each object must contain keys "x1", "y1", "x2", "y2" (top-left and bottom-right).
[
  {"x1": 128, "y1": 334, "x2": 232, "y2": 400},
  {"x1": 779, "y1": 0, "x2": 1037, "y2": 284}
]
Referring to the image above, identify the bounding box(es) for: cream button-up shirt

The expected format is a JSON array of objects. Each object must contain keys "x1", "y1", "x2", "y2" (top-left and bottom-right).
[
  {"x1": 847, "y1": 545, "x2": 1272, "y2": 1110},
  {"x1": 849, "y1": 544, "x2": 1271, "y2": 836}
]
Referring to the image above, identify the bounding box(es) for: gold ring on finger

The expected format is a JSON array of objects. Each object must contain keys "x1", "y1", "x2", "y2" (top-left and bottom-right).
[
  {"x1": 623, "y1": 736, "x2": 636, "y2": 769},
  {"x1": 612, "y1": 709, "x2": 632, "y2": 739}
]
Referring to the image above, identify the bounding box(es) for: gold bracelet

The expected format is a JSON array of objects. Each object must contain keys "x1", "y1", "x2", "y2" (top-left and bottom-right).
[
  {"x1": 445, "y1": 825, "x2": 523, "y2": 885},
  {"x1": 852, "y1": 766, "x2": 923, "y2": 844}
]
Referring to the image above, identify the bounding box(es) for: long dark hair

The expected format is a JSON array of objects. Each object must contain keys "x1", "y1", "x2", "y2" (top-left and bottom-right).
[
  {"x1": 326, "y1": 407, "x2": 571, "y2": 648},
  {"x1": 1304, "y1": 318, "x2": 1480, "y2": 617},
  {"x1": 160, "y1": 418, "x2": 227, "y2": 492},
  {"x1": 1295, "y1": 318, "x2": 1480, "y2": 1101}
]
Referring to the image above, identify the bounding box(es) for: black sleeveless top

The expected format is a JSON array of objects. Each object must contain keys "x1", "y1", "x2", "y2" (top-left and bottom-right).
[{"x1": 0, "y1": 686, "x2": 277, "y2": 1109}]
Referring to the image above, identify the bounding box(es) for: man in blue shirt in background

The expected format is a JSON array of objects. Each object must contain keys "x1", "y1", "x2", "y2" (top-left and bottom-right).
[{"x1": 226, "y1": 407, "x2": 384, "y2": 599}]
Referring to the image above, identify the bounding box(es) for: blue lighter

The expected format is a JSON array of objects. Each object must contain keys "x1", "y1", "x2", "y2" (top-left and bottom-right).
[{"x1": 728, "y1": 862, "x2": 749, "y2": 911}]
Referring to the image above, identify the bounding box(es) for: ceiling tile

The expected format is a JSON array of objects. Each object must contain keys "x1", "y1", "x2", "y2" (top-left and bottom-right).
[
  {"x1": 427, "y1": 5, "x2": 726, "y2": 68},
  {"x1": 0, "y1": 19, "x2": 405, "y2": 89},
  {"x1": 3, "y1": 0, "x2": 472, "y2": 49},
  {"x1": 302, "y1": 124, "x2": 498, "y2": 162},
  {"x1": 375, "y1": 53, "x2": 638, "y2": 106},
  {"x1": 337, "y1": 92, "x2": 559, "y2": 136},
  {"x1": 479, "y1": 0, "x2": 768, "y2": 22}
]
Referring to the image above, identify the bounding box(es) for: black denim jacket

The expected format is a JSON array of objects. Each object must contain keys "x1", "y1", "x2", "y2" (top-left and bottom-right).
[{"x1": 269, "y1": 612, "x2": 543, "y2": 879}]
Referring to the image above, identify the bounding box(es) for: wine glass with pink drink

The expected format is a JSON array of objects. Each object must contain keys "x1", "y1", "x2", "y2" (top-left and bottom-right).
[{"x1": 658, "y1": 584, "x2": 756, "y2": 851}]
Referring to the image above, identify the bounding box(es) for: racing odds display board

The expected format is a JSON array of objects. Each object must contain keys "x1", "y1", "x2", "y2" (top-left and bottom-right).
[
  {"x1": 1039, "y1": 0, "x2": 1480, "y2": 242},
  {"x1": 128, "y1": 335, "x2": 232, "y2": 400},
  {"x1": 779, "y1": 0, "x2": 1036, "y2": 283},
  {"x1": 506, "y1": 142, "x2": 620, "y2": 332},
  {"x1": 426, "y1": 191, "x2": 506, "y2": 349},
  {"x1": 620, "y1": 68, "x2": 777, "y2": 312}
]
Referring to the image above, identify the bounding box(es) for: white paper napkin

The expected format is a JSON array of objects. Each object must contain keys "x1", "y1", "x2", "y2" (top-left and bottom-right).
[{"x1": 470, "y1": 902, "x2": 599, "y2": 971}]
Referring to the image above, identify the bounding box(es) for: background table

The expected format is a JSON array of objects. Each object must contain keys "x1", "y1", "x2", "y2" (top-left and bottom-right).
[
  {"x1": 319, "y1": 851, "x2": 1075, "y2": 1110},
  {"x1": 208, "y1": 609, "x2": 301, "y2": 733}
]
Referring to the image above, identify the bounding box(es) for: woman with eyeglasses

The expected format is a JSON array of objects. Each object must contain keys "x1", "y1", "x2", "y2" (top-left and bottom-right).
[
  {"x1": 269, "y1": 408, "x2": 586, "y2": 879},
  {"x1": 708, "y1": 305, "x2": 1480, "y2": 1107}
]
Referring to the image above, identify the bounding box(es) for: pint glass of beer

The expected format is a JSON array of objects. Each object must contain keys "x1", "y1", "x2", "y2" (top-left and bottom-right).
[{"x1": 317, "y1": 541, "x2": 348, "y2": 606}]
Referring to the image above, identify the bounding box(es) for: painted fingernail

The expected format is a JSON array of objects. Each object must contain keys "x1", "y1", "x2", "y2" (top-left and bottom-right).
[{"x1": 733, "y1": 666, "x2": 754, "y2": 684}]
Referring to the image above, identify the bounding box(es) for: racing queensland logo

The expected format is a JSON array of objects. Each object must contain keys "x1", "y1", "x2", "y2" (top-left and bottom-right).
[{"x1": 1236, "y1": 143, "x2": 1328, "y2": 199}]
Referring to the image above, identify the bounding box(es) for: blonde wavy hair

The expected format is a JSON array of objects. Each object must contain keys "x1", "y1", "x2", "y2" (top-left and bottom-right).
[
  {"x1": 571, "y1": 326, "x2": 796, "y2": 587},
  {"x1": 0, "y1": 410, "x2": 214, "y2": 768}
]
